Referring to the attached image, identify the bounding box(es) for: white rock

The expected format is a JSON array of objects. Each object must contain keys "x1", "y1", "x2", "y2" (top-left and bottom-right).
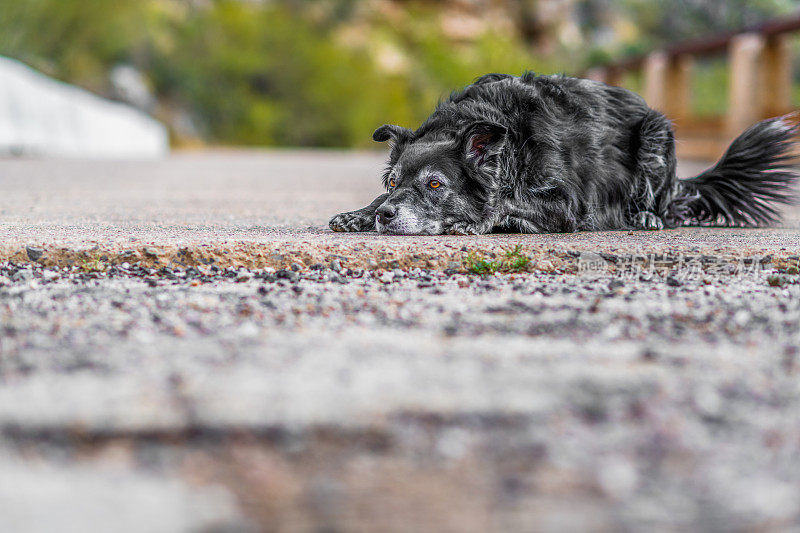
[{"x1": 0, "y1": 56, "x2": 168, "y2": 159}]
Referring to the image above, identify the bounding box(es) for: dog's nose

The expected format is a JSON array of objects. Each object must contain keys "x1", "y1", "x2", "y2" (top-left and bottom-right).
[{"x1": 376, "y1": 204, "x2": 397, "y2": 225}]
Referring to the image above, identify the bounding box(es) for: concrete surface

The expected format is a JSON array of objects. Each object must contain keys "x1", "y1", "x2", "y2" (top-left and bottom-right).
[
  {"x1": 0, "y1": 150, "x2": 798, "y2": 257},
  {"x1": 2, "y1": 150, "x2": 799, "y2": 274},
  {"x1": 2, "y1": 151, "x2": 800, "y2": 532}
]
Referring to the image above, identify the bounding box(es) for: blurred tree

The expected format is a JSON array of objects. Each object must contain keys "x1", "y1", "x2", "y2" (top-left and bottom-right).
[
  {"x1": 149, "y1": 1, "x2": 424, "y2": 147},
  {"x1": 617, "y1": 0, "x2": 798, "y2": 47},
  {"x1": 0, "y1": 0, "x2": 553, "y2": 147},
  {"x1": 0, "y1": 0, "x2": 150, "y2": 93},
  {"x1": 1, "y1": 0, "x2": 796, "y2": 147}
]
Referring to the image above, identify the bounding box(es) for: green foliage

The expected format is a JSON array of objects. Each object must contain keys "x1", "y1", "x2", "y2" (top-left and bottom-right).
[
  {"x1": 2, "y1": 0, "x2": 791, "y2": 146},
  {"x1": 0, "y1": 0, "x2": 150, "y2": 92},
  {"x1": 0, "y1": 0, "x2": 553, "y2": 148},
  {"x1": 149, "y1": 2, "x2": 423, "y2": 147},
  {"x1": 463, "y1": 245, "x2": 532, "y2": 275},
  {"x1": 691, "y1": 59, "x2": 729, "y2": 118},
  {"x1": 463, "y1": 254, "x2": 498, "y2": 276}
]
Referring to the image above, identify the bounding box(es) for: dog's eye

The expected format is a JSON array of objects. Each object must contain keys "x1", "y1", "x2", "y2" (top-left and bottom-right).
[
  {"x1": 429, "y1": 179, "x2": 441, "y2": 189},
  {"x1": 389, "y1": 179, "x2": 396, "y2": 188}
]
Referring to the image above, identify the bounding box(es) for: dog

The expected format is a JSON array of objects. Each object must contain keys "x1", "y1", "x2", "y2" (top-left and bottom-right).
[{"x1": 329, "y1": 72, "x2": 798, "y2": 235}]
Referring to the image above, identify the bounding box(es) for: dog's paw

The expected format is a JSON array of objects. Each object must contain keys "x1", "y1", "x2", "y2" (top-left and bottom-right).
[
  {"x1": 329, "y1": 211, "x2": 375, "y2": 232},
  {"x1": 633, "y1": 211, "x2": 664, "y2": 230},
  {"x1": 445, "y1": 221, "x2": 488, "y2": 235}
]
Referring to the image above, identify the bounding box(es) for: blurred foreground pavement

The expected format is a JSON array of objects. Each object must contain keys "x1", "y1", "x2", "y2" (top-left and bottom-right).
[{"x1": 1, "y1": 151, "x2": 800, "y2": 532}]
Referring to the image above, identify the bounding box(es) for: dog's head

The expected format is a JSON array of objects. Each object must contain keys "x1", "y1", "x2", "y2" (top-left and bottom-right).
[{"x1": 372, "y1": 122, "x2": 507, "y2": 234}]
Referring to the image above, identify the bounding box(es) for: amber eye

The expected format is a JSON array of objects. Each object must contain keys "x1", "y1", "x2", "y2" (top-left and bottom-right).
[
  {"x1": 389, "y1": 178, "x2": 396, "y2": 188},
  {"x1": 429, "y1": 179, "x2": 441, "y2": 189}
]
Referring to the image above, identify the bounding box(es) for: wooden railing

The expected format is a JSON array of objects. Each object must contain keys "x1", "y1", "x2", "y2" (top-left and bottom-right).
[{"x1": 584, "y1": 15, "x2": 800, "y2": 160}]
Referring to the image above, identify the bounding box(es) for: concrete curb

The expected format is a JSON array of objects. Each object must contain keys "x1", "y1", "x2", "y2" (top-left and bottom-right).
[{"x1": 2, "y1": 239, "x2": 796, "y2": 275}]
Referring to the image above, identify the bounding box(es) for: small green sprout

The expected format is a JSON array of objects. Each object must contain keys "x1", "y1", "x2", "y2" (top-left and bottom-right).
[{"x1": 463, "y1": 245, "x2": 531, "y2": 275}]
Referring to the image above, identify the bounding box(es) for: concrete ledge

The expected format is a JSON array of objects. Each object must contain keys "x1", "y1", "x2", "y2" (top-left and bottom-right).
[{"x1": 2, "y1": 229, "x2": 798, "y2": 275}]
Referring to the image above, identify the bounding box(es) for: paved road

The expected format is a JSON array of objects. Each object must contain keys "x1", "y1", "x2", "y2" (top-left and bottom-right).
[
  {"x1": 1, "y1": 150, "x2": 799, "y2": 252},
  {"x1": 2, "y1": 151, "x2": 799, "y2": 273},
  {"x1": 0, "y1": 149, "x2": 384, "y2": 244},
  {"x1": 2, "y1": 151, "x2": 800, "y2": 532}
]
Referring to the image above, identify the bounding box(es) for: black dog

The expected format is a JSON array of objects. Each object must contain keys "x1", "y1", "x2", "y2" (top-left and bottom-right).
[{"x1": 330, "y1": 72, "x2": 798, "y2": 234}]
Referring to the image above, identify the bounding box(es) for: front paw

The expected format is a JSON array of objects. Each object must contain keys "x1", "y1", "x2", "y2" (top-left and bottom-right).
[
  {"x1": 446, "y1": 221, "x2": 489, "y2": 235},
  {"x1": 633, "y1": 211, "x2": 664, "y2": 230},
  {"x1": 329, "y1": 211, "x2": 375, "y2": 232}
]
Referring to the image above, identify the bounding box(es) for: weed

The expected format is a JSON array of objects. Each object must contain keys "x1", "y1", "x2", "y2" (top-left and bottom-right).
[
  {"x1": 463, "y1": 245, "x2": 531, "y2": 275},
  {"x1": 78, "y1": 257, "x2": 107, "y2": 273}
]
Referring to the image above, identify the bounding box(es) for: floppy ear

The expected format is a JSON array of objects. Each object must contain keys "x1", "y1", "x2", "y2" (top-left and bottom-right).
[
  {"x1": 373, "y1": 124, "x2": 412, "y2": 143},
  {"x1": 462, "y1": 122, "x2": 508, "y2": 166}
]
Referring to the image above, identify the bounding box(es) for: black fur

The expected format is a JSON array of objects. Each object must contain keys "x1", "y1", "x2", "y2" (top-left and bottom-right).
[{"x1": 329, "y1": 72, "x2": 798, "y2": 235}]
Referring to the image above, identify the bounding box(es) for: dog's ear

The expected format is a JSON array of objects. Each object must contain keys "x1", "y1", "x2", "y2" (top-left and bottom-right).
[
  {"x1": 373, "y1": 124, "x2": 412, "y2": 143},
  {"x1": 462, "y1": 122, "x2": 508, "y2": 167}
]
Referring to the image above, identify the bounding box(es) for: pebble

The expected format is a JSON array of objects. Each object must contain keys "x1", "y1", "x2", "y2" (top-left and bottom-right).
[
  {"x1": 608, "y1": 279, "x2": 625, "y2": 290},
  {"x1": 276, "y1": 269, "x2": 298, "y2": 282},
  {"x1": 25, "y1": 246, "x2": 44, "y2": 262},
  {"x1": 14, "y1": 270, "x2": 34, "y2": 281},
  {"x1": 767, "y1": 274, "x2": 786, "y2": 287},
  {"x1": 41, "y1": 270, "x2": 60, "y2": 282},
  {"x1": 538, "y1": 260, "x2": 554, "y2": 272}
]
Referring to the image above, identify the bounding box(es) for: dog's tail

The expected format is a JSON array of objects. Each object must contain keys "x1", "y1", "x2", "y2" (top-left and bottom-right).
[{"x1": 669, "y1": 115, "x2": 799, "y2": 226}]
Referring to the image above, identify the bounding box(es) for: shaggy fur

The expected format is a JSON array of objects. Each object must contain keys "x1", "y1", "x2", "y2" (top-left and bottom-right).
[{"x1": 329, "y1": 72, "x2": 798, "y2": 235}]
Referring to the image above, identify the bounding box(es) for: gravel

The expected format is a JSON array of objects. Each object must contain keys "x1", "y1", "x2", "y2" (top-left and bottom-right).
[
  {"x1": 24, "y1": 246, "x2": 44, "y2": 262},
  {"x1": 1, "y1": 259, "x2": 800, "y2": 530},
  {"x1": 4, "y1": 151, "x2": 800, "y2": 530},
  {"x1": 0, "y1": 456, "x2": 249, "y2": 533}
]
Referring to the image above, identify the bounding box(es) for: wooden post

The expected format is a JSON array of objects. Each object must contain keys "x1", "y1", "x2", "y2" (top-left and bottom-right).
[
  {"x1": 644, "y1": 51, "x2": 668, "y2": 111},
  {"x1": 728, "y1": 33, "x2": 765, "y2": 137},
  {"x1": 585, "y1": 67, "x2": 609, "y2": 84},
  {"x1": 606, "y1": 67, "x2": 625, "y2": 87},
  {"x1": 668, "y1": 54, "x2": 693, "y2": 123},
  {"x1": 644, "y1": 52, "x2": 692, "y2": 121},
  {"x1": 762, "y1": 34, "x2": 793, "y2": 118}
]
